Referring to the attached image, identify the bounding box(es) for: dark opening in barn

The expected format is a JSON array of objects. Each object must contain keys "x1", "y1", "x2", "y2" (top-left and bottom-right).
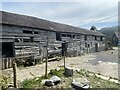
[
  {"x1": 56, "y1": 32, "x2": 61, "y2": 41},
  {"x1": 2, "y1": 42, "x2": 15, "y2": 57}
]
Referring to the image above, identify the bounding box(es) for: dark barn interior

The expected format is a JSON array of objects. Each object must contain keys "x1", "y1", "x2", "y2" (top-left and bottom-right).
[{"x1": 2, "y1": 42, "x2": 15, "y2": 57}]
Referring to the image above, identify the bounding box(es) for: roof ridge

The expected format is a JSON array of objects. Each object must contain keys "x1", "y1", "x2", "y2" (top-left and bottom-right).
[{"x1": 1, "y1": 10, "x2": 105, "y2": 36}]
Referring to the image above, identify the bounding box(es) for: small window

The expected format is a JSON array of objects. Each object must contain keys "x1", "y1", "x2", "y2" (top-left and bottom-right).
[
  {"x1": 87, "y1": 44, "x2": 90, "y2": 48},
  {"x1": 62, "y1": 34, "x2": 66, "y2": 37},
  {"x1": 15, "y1": 38, "x2": 22, "y2": 42},
  {"x1": 67, "y1": 34, "x2": 72, "y2": 38},
  {"x1": 95, "y1": 36, "x2": 97, "y2": 40},
  {"x1": 56, "y1": 32, "x2": 61, "y2": 41},
  {"x1": 85, "y1": 42, "x2": 87, "y2": 47},
  {"x1": 34, "y1": 31, "x2": 38, "y2": 34},
  {"x1": 23, "y1": 30, "x2": 32, "y2": 34},
  {"x1": 85, "y1": 35, "x2": 87, "y2": 40},
  {"x1": 100, "y1": 37, "x2": 103, "y2": 41},
  {"x1": 73, "y1": 35, "x2": 75, "y2": 39},
  {"x1": 76, "y1": 35, "x2": 80, "y2": 39},
  {"x1": 15, "y1": 39, "x2": 19, "y2": 42},
  {"x1": 23, "y1": 39, "x2": 30, "y2": 42},
  {"x1": 30, "y1": 37, "x2": 34, "y2": 42}
]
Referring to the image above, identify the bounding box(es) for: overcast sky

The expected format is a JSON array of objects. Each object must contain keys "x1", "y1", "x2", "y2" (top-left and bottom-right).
[{"x1": 1, "y1": 0, "x2": 119, "y2": 30}]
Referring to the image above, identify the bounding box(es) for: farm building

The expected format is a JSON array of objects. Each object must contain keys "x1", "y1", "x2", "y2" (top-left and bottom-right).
[
  {"x1": 0, "y1": 11, "x2": 106, "y2": 69},
  {"x1": 112, "y1": 32, "x2": 120, "y2": 46}
]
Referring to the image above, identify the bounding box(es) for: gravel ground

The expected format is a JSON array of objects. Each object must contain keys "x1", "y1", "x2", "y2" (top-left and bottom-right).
[{"x1": 2, "y1": 47, "x2": 119, "y2": 83}]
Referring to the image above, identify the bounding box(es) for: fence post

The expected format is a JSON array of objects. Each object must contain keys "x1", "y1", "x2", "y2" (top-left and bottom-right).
[
  {"x1": 2, "y1": 58, "x2": 4, "y2": 70},
  {"x1": 13, "y1": 58, "x2": 17, "y2": 88},
  {"x1": 45, "y1": 32, "x2": 48, "y2": 78}
]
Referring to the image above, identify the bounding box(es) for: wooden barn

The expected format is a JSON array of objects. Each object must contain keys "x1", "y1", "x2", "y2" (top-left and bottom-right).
[
  {"x1": 112, "y1": 32, "x2": 119, "y2": 46},
  {"x1": 0, "y1": 11, "x2": 106, "y2": 69}
]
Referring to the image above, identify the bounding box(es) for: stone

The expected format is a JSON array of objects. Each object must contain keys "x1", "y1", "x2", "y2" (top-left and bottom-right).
[
  {"x1": 45, "y1": 80, "x2": 54, "y2": 86},
  {"x1": 71, "y1": 77, "x2": 90, "y2": 90},
  {"x1": 49, "y1": 76, "x2": 61, "y2": 85},
  {"x1": 64, "y1": 67, "x2": 74, "y2": 77},
  {"x1": 8, "y1": 83, "x2": 14, "y2": 88},
  {"x1": 44, "y1": 76, "x2": 61, "y2": 86}
]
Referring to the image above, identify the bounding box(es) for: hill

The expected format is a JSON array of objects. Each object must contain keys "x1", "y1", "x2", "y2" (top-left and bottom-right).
[{"x1": 99, "y1": 26, "x2": 118, "y2": 42}]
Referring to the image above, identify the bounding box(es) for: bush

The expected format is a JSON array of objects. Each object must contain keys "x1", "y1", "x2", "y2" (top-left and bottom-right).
[{"x1": 0, "y1": 75, "x2": 9, "y2": 90}]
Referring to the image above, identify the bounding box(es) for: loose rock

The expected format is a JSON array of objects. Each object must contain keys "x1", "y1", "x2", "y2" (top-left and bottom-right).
[
  {"x1": 44, "y1": 76, "x2": 61, "y2": 86},
  {"x1": 71, "y1": 77, "x2": 90, "y2": 90},
  {"x1": 64, "y1": 67, "x2": 74, "y2": 77}
]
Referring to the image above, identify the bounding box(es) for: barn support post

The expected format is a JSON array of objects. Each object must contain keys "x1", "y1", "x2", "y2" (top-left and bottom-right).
[
  {"x1": 13, "y1": 58, "x2": 17, "y2": 88},
  {"x1": 7, "y1": 58, "x2": 9, "y2": 68},
  {"x1": 4, "y1": 58, "x2": 7, "y2": 69},
  {"x1": 45, "y1": 32, "x2": 48, "y2": 78},
  {"x1": 8, "y1": 58, "x2": 10, "y2": 68},
  {"x1": 64, "y1": 50, "x2": 66, "y2": 72},
  {"x1": 2, "y1": 58, "x2": 4, "y2": 70}
]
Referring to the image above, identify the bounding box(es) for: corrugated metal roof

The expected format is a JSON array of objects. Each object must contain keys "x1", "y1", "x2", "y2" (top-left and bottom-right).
[{"x1": 0, "y1": 11, "x2": 105, "y2": 36}]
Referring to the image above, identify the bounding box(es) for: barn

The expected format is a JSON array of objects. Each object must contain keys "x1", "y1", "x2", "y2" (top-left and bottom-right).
[
  {"x1": 0, "y1": 11, "x2": 106, "y2": 69},
  {"x1": 112, "y1": 32, "x2": 119, "y2": 46}
]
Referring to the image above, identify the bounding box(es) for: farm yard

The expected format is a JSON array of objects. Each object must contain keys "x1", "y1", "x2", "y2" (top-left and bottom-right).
[
  {"x1": 0, "y1": 9, "x2": 119, "y2": 90},
  {"x1": 1, "y1": 47, "x2": 120, "y2": 89}
]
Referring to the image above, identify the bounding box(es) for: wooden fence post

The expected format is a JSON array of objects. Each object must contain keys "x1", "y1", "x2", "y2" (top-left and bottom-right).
[
  {"x1": 13, "y1": 58, "x2": 17, "y2": 88},
  {"x1": 2, "y1": 58, "x2": 4, "y2": 70},
  {"x1": 45, "y1": 32, "x2": 48, "y2": 78}
]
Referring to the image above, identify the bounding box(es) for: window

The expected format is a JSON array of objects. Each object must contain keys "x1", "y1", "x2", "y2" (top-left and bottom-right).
[
  {"x1": 15, "y1": 38, "x2": 22, "y2": 42},
  {"x1": 87, "y1": 44, "x2": 90, "y2": 48},
  {"x1": 62, "y1": 34, "x2": 66, "y2": 37},
  {"x1": 56, "y1": 32, "x2": 61, "y2": 41},
  {"x1": 23, "y1": 39, "x2": 30, "y2": 42},
  {"x1": 34, "y1": 31, "x2": 38, "y2": 34},
  {"x1": 30, "y1": 37, "x2": 34, "y2": 42},
  {"x1": 67, "y1": 34, "x2": 72, "y2": 38},
  {"x1": 85, "y1": 42, "x2": 87, "y2": 47},
  {"x1": 85, "y1": 35, "x2": 87, "y2": 40},
  {"x1": 76, "y1": 35, "x2": 80, "y2": 39},
  {"x1": 23, "y1": 30, "x2": 32, "y2": 34},
  {"x1": 95, "y1": 36, "x2": 97, "y2": 40},
  {"x1": 73, "y1": 35, "x2": 75, "y2": 39},
  {"x1": 100, "y1": 37, "x2": 103, "y2": 41},
  {"x1": 15, "y1": 38, "x2": 19, "y2": 42}
]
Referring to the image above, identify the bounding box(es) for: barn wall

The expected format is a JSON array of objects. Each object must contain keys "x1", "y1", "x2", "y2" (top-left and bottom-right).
[
  {"x1": 1, "y1": 24, "x2": 106, "y2": 69},
  {"x1": 61, "y1": 33, "x2": 106, "y2": 56},
  {"x1": 2, "y1": 25, "x2": 58, "y2": 60}
]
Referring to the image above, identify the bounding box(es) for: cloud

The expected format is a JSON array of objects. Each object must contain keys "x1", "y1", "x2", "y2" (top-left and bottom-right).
[
  {"x1": 1, "y1": 1, "x2": 119, "y2": 29},
  {"x1": 1, "y1": 0, "x2": 120, "y2": 2}
]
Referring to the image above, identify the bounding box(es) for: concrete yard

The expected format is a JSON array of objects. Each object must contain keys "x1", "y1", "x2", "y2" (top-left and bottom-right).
[{"x1": 2, "y1": 47, "x2": 119, "y2": 83}]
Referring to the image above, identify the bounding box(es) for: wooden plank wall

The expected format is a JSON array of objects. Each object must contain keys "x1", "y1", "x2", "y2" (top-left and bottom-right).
[{"x1": 2, "y1": 57, "x2": 13, "y2": 70}]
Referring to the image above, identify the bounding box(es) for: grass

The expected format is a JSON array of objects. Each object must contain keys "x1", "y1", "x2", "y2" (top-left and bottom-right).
[
  {"x1": 49, "y1": 68, "x2": 64, "y2": 77},
  {"x1": 0, "y1": 75, "x2": 9, "y2": 90},
  {"x1": 22, "y1": 68, "x2": 120, "y2": 89},
  {"x1": 22, "y1": 68, "x2": 64, "y2": 88},
  {"x1": 76, "y1": 69, "x2": 119, "y2": 88},
  {"x1": 22, "y1": 76, "x2": 45, "y2": 88}
]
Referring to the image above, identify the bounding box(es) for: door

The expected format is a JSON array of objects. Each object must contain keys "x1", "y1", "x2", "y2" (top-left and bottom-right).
[
  {"x1": 95, "y1": 43, "x2": 98, "y2": 52},
  {"x1": 2, "y1": 42, "x2": 15, "y2": 57}
]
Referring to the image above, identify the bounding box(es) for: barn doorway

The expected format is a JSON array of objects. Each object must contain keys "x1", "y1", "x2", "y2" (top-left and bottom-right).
[
  {"x1": 95, "y1": 43, "x2": 98, "y2": 52},
  {"x1": 2, "y1": 42, "x2": 15, "y2": 57}
]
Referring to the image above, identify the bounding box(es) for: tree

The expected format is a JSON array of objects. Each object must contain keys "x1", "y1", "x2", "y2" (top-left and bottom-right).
[{"x1": 90, "y1": 26, "x2": 97, "y2": 31}]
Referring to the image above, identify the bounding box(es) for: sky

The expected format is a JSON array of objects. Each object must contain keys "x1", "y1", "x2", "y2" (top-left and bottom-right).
[{"x1": 1, "y1": 0, "x2": 119, "y2": 30}]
